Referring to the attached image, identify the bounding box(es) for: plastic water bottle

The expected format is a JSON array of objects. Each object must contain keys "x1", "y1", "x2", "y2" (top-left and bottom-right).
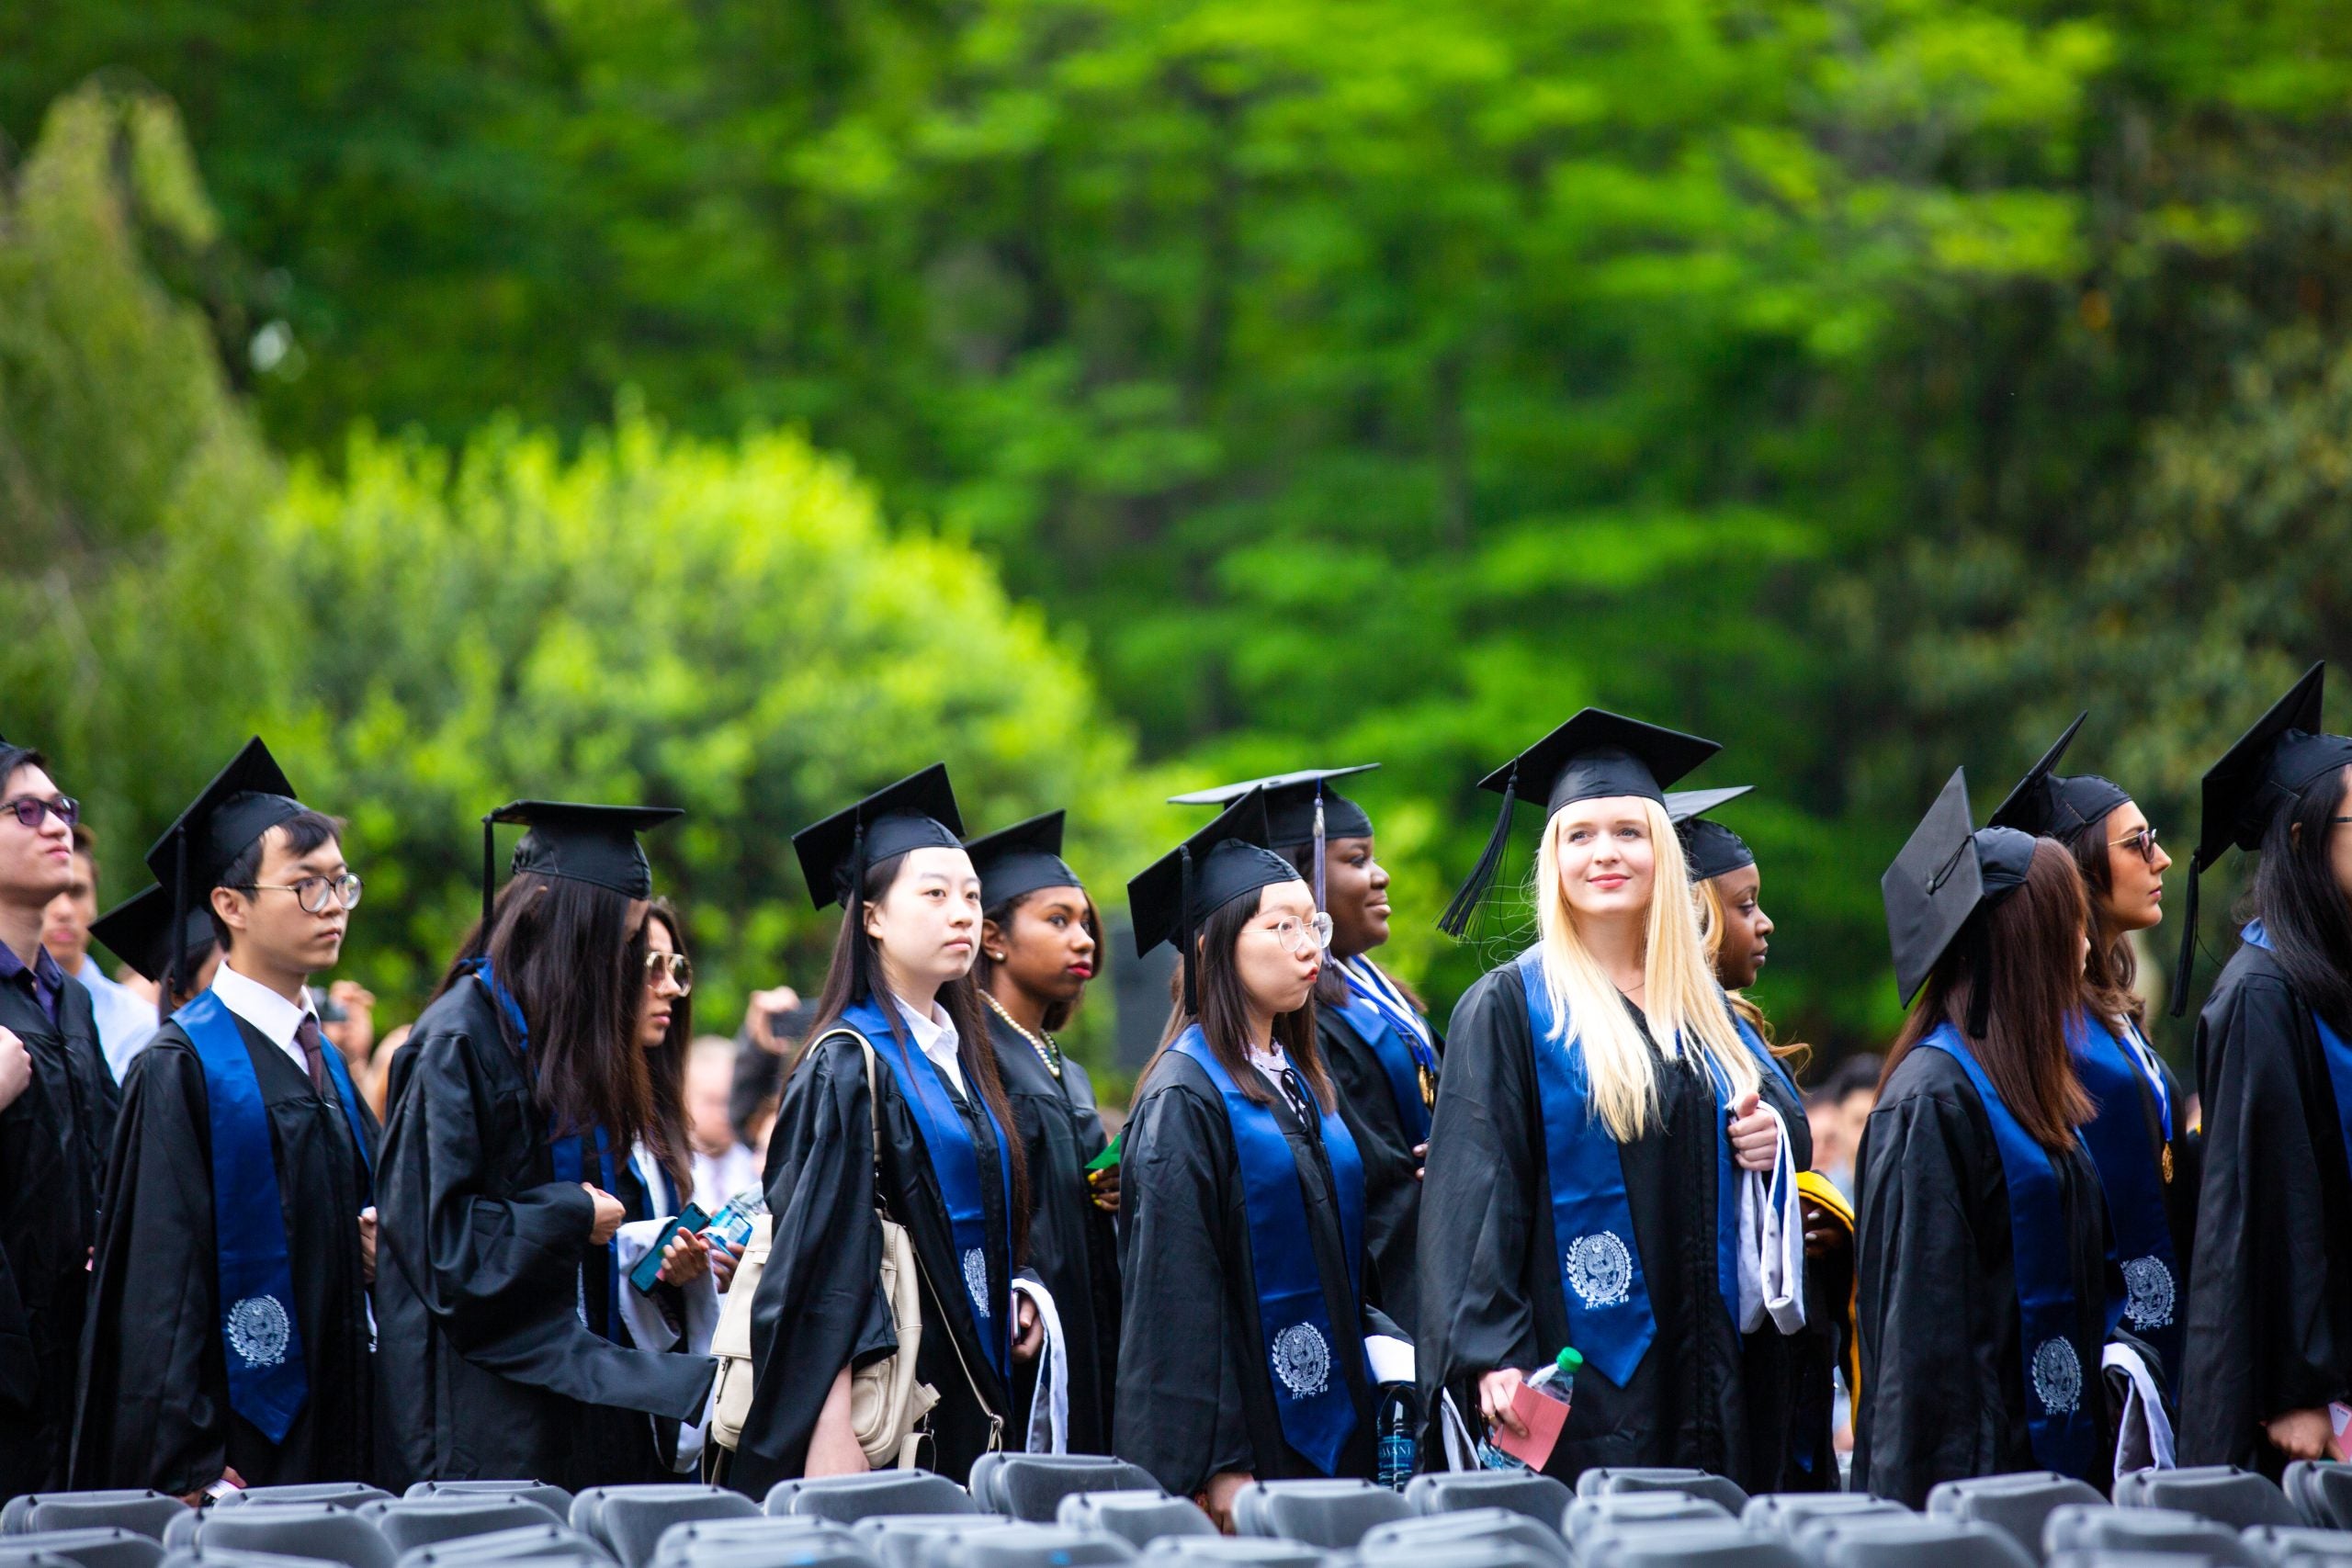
[
  {"x1": 1375, "y1": 1382, "x2": 1419, "y2": 1490},
  {"x1": 702, "y1": 1187, "x2": 766, "y2": 1251},
  {"x1": 1475, "y1": 1345, "x2": 1582, "y2": 1472}
]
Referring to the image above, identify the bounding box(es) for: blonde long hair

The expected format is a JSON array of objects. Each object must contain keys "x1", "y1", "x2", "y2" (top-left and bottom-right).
[{"x1": 1533, "y1": 796, "x2": 1758, "y2": 1142}]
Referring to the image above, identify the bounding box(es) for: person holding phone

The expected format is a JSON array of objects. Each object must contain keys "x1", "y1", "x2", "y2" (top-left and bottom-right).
[{"x1": 372, "y1": 800, "x2": 716, "y2": 1489}]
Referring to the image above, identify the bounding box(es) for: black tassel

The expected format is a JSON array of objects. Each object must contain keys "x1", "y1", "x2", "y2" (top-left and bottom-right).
[
  {"x1": 481, "y1": 818, "x2": 496, "y2": 931},
  {"x1": 1312, "y1": 790, "x2": 1328, "y2": 912},
  {"x1": 1180, "y1": 844, "x2": 1197, "y2": 1017},
  {"x1": 2166, "y1": 852, "x2": 2204, "y2": 1018},
  {"x1": 169, "y1": 831, "x2": 188, "y2": 1009},
  {"x1": 848, "y1": 818, "x2": 870, "y2": 999},
  {"x1": 1439, "y1": 765, "x2": 1518, "y2": 938}
]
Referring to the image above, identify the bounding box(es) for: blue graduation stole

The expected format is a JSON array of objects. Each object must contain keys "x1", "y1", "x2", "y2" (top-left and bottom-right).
[
  {"x1": 2240, "y1": 922, "x2": 2352, "y2": 1186},
  {"x1": 1335, "y1": 958, "x2": 1437, "y2": 1145},
  {"x1": 465, "y1": 960, "x2": 623, "y2": 1343},
  {"x1": 841, "y1": 995, "x2": 1016, "y2": 1381},
  {"x1": 2070, "y1": 1008, "x2": 2182, "y2": 1393},
  {"x1": 1516, "y1": 952, "x2": 1764, "y2": 1387},
  {"x1": 1168, "y1": 1026, "x2": 1367, "y2": 1472},
  {"x1": 177, "y1": 986, "x2": 374, "y2": 1444},
  {"x1": 1914, "y1": 1022, "x2": 2100, "y2": 1482}
]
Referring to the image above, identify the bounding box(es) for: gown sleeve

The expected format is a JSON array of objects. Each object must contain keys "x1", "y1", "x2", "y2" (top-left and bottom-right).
[
  {"x1": 70, "y1": 1040, "x2": 229, "y2": 1494},
  {"x1": 382, "y1": 1027, "x2": 713, "y2": 1417},
  {"x1": 1415, "y1": 970, "x2": 1541, "y2": 1429},
  {"x1": 1113, "y1": 1073, "x2": 1252, "y2": 1496},
  {"x1": 730, "y1": 1037, "x2": 888, "y2": 1494},
  {"x1": 2180, "y1": 969, "x2": 2352, "y2": 1465},
  {"x1": 1852, "y1": 1076, "x2": 2002, "y2": 1507}
]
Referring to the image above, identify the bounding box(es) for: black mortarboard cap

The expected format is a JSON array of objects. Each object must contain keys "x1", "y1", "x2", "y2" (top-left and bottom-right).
[
  {"x1": 1127, "y1": 787, "x2": 1302, "y2": 1013},
  {"x1": 1439, "y1": 709, "x2": 1720, "y2": 936},
  {"x1": 1666, "y1": 785, "x2": 1758, "y2": 883},
  {"x1": 481, "y1": 800, "x2": 684, "y2": 925},
  {"x1": 90, "y1": 883, "x2": 216, "y2": 987},
  {"x1": 0, "y1": 730, "x2": 37, "y2": 785},
  {"x1": 1882, "y1": 768, "x2": 2038, "y2": 1014},
  {"x1": 966, "y1": 810, "x2": 1085, "y2": 909},
  {"x1": 791, "y1": 763, "x2": 965, "y2": 911},
  {"x1": 1170, "y1": 764, "x2": 1377, "y2": 909},
  {"x1": 2168, "y1": 662, "x2": 2352, "y2": 1014},
  {"x1": 1987, "y1": 714, "x2": 2132, "y2": 847},
  {"x1": 146, "y1": 737, "x2": 310, "y2": 1000}
]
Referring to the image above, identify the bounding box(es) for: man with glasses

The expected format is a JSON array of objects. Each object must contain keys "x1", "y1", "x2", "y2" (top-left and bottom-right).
[
  {"x1": 0, "y1": 737, "x2": 118, "y2": 1502},
  {"x1": 73, "y1": 739, "x2": 379, "y2": 1495}
]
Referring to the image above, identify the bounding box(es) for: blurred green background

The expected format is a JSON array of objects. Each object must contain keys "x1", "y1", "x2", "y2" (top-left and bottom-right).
[{"x1": 5, "y1": 0, "x2": 2350, "y2": 1075}]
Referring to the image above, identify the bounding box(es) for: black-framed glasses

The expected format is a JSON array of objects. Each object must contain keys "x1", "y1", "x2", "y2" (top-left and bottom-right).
[
  {"x1": 644, "y1": 951, "x2": 694, "y2": 995},
  {"x1": 2109, "y1": 824, "x2": 2163, "y2": 865},
  {"x1": 230, "y1": 874, "x2": 363, "y2": 915},
  {"x1": 1, "y1": 795, "x2": 77, "y2": 831}
]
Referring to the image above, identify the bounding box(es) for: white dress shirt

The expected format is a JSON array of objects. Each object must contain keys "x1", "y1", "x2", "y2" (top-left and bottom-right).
[
  {"x1": 892, "y1": 991, "x2": 967, "y2": 1097},
  {"x1": 209, "y1": 961, "x2": 317, "y2": 1077},
  {"x1": 71, "y1": 959, "x2": 163, "y2": 1084}
]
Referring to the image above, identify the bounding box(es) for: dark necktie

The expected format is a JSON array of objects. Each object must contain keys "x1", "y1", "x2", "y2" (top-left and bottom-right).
[{"x1": 295, "y1": 1014, "x2": 329, "y2": 1095}]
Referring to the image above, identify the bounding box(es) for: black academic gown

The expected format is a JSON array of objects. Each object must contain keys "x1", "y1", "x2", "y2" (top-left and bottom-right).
[
  {"x1": 372, "y1": 976, "x2": 716, "y2": 1490},
  {"x1": 2180, "y1": 942, "x2": 2352, "y2": 1472},
  {"x1": 730, "y1": 1028, "x2": 1016, "y2": 1494},
  {"x1": 1851, "y1": 1045, "x2": 2116, "y2": 1507},
  {"x1": 1114, "y1": 1049, "x2": 1392, "y2": 1497},
  {"x1": 1316, "y1": 998, "x2": 1439, "y2": 1338},
  {"x1": 72, "y1": 1010, "x2": 378, "y2": 1492},
  {"x1": 0, "y1": 977, "x2": 115, "y2": 1499},
  {"x1": 986, "y1": 1012, "x2": 1120, "y2": 1454},
  {"x1": 1414, "y1": 965, "x2": 1812, "y2": 1493}
]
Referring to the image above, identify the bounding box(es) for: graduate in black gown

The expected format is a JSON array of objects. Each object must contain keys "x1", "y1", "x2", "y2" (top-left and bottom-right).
[
  {"x1": 1671, "y1": 786, "x2": 1841, "y2": 1492},
  {"x1": 73, "y1": 739, "x2": 378, "y2": 1495},
  {"x1": 967, "y1": 811, "x2": 1121, "y2": 1453},
  {"x1": 731, "y1": 766, "x2": 1039, "y2": 1493},
  {"x1": 1115, "y1": 789, "x2": 1396, "y2": 1524},
  {"x1": 2169, "y1": 663, "x2": 2352, "y2": 1472},
  {"x1": 1418, "y1": 712, "x2": 1804, "y2": 1492},
  {"x1": 0, "y1": 739, "x2": 116, "y2": 1501},
  {"x1": 1170, "y1": 769, "x2": 1440, "y2": 1337},
  {"x1": 1990, "y1": 717, "x2": 2195, "y2": 1388},
  {"x1": 374, "y1": 800, "x2": 717, "y2": 1490},
  {"x1": 1855, "y1": 770, "x2": 2137, "y2": 1507}
]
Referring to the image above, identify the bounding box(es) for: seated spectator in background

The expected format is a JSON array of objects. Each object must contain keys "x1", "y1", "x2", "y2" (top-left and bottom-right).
[
  {"x1": 319, "y1": 978, "x2": 374, "y2": 1079},
  {"x1": 686, "y1": 1033, "x2": 761, "y2": 1213},
  {"x1": 42, "y1": 825, "x2": 162, "y2": 1079},
  {"x1": 1805, "y1": 1051, "x2": 1883, "y2": 1200},
  {"x1": 726, "y1": 982, "x2": 802, "y2": 1145}
]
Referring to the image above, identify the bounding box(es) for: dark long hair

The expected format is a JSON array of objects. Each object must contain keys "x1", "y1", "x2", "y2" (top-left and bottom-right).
[
  {"x1": 1883, "y1": 838, "x2": 2096, "y2": 1151},
  {"x1": 2064, "y1": 807, "x2": 2145, "y2": 1031},
  {"x1": 1146, "y1": 883, "x2": 1333, "y2": 1113},
  {"x1": 803, "y1": 850, "x2": 1030, "y2": 1263},
  {"x1": 973, "y1": 887, "x2": 1103, "y2": 1033},
  {"x1": 640, "y1": 900, "x2": 695, "y2": 1203},
  {"x1": 2250, "y1": 762, "x2": 2352, "y2": 1037},
  {"x1": 435, "y1": 873, "x2": 656, "y2": 1160}
]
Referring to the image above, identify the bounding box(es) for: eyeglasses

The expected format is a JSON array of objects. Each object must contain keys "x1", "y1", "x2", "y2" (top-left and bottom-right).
[
  {"x1": 229, "y1": 874, "x2": 363, "y2": 915},
  {"x1": 644, "y1": 951, "x2": 694, "y2": 995},
  {"x1": 1, "y1": 795, "x2": 77, "y2": 831},
  {"x1": 1266, "y1": 912, "x2": 1334, "y2": 957},
  {"x1": 2109, "y1": 825, "x2": 2163, "y2": 865}
]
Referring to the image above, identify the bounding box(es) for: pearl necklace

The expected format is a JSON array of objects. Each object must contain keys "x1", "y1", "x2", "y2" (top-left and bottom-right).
[{"x1": 984, "y1": 991, "x2": 1062, "y2": 1078}]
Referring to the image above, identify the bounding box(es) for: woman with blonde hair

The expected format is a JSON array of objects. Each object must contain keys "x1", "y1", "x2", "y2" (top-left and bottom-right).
[{"x1": 1418, "y1": 711, "x2": 1805, "y2": 1488}]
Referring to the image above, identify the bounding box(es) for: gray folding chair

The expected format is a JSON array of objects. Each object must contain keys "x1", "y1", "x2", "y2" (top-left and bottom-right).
[
  {"x1": 188, "y1": 1504, "x2": 397, "y2": 1568},
  {"x1": 359, "y1": 1502, "x2": 564, "y2": 1557},
  {"x1": 2245, "y1": 1526, "x2": 2352, "y2": 1565},
  {"x1": 1740, "y1": 1494, "x2": 1908, "y2": 1538},
  {"x1": 0, "y1": 1530, "x2": 165, "y2": 1568},
  {"x1": 1927, "y1": 1473, "x2": 2108, "y2": 1562},
  {"x1": 1230, "y1": 1481, "x2": 1408, "y2": 1549},
  {"x1": 1574, "y1": 1521, "x2": 1802, "y2": 1568},
  {"x1": 0, "y1": 1549, "x2": 82, "y2": 1568},
  {"x1": 1563, "y1": 1494, "x2": 1732, "y2": 1554},
  {"x1": 1134, "y1": 1542, "x2": 1326, "y2": 1568},
  {"x1": 1052, "y1": 1496, "x2": 1212, "y2": 1551},
  {"x1": 649, "y1": 1517, "x2": 860, "y2": 1568},
  {"x1": 967, "y1": 1459, "x2": 1158, "y2": 1524},
  {"x1": 394, "y1": 1523, "x2": 616, "y2": 1568},
  {"x1": 2113, "y1": 1466, "x2": 2299, "y2": 1530},
  {"x1": 2041, "y1": 1503, "x2": 2263, "y2": 1568},
  {"x1": 849, "y1": 1517, "x2": 1015, "y2": 1568},
  {"x1": 768, "y1": 1478, "x2": 977, "y2": 1527},
  {"x1": 1573, "y1": 1472, "x2": 1749, "y2": 1517},
  {"x1": 1800, "y1": 1515, "x2": 2034, "y2": 1568},
  {"x1": 1359, "y1": 1507, "x2": 1569, "y2": 1568},
  {"x1": 401, "y1": 1491, "x2": 573, "y2": 1527},
  {"x1": 157, "y1": 1550, "x2": 352, "y2": 1568},
  {"x1": 594, "y1": 1493, "x2": 758, "y2": 1568},
  {"x1": 214, "y1": 1491, "x2": 391, "y2": 1516},
  {"x1": 4, "y1": 1495, "x2": 185, "y2": 1541},
  {"x1": 1402, "y1": 1472, "x2": 1571, "y2": 1529},
  {"x1": 929, "y1": 1525, "x2": 1134, "y2": 1568}
]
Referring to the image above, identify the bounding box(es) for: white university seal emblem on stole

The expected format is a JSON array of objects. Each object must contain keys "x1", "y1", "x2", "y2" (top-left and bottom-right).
[
  {"x1": 226, "y1": 1295, "x2": 292, "y2": 1369},
  {"x1": 1271, "y1": 1323, "x2": 1332, "y2": 1398},
  {"x1": 2121, "y1": 1256, "x2": 2175, "y2": 1330},
  {"x1": 1566, "y1": 1232, "x2": 1634, "y2": 1308},
  {"x1": 961, "y1": 1247, "x2": 990, "y2": 1318},
  {"x1": 2031, "y1": 1337, "x2": 2083, "y2": 1416}
]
